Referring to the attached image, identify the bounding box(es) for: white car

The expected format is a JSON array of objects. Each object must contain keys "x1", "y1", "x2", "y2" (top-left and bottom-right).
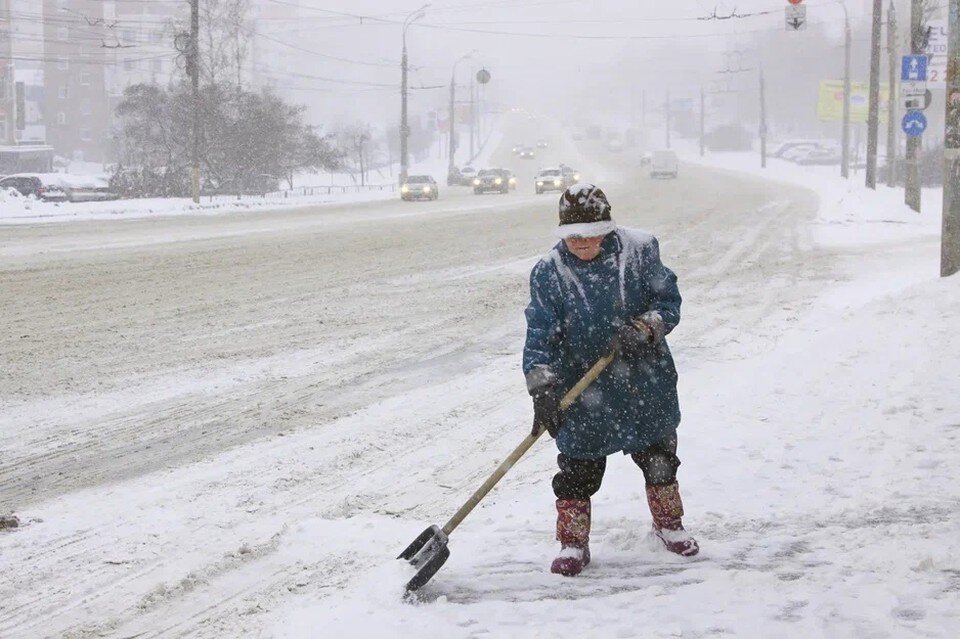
[
  {"x1": 650, "y1": 150, "x2": 679, "y2": 179},
  {"x1": 535, "y1": 168, "x2": 567, "y2": 194}
]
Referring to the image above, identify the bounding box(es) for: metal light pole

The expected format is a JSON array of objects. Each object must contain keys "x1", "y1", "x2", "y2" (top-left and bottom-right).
[
  {"x1": 839, "y1": 0, "x2": 852, "y2": 179},
  {"x1": 942, "y1": 0, "x2": 960, "y2": 276},
  {"x1": 905, "y1": 0, "x2": 923, "y2": 212},
  {"x1": 190, "y1": 0, "x2": 200, "y2": 203},
  {"x1": 865, "y1": 0, "x2": 883, "y2": 189},
  {"x1": 448, "y1": 51, "x2": 475, "y2": 179},
  {"x1": 699, "y1": 85, "x2": 705, "y2": 157},
  {"x1": 759, "y1": 66, "x2": 768, "y2": 169},
  {"x1": 886, "y1": 0, "x2": 898, "y2": 187},
  {"x1": 399, "y1": 4, "x2": 428, "y2": 184}
]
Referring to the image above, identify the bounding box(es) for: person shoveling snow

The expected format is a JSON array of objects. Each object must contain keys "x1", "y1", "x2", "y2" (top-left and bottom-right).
[
  {"x1": 399, "y1": 184, "x2": 698, "y2": 592},
  {"x1": 524, "y1": 184, "x2": 699, "y2": 576}
]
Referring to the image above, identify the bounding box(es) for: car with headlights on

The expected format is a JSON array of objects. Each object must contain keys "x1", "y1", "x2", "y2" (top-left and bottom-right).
[
  {"x1": 560, "y1": 164, "x2": 580, "y2": 185},
  {"x1": 473, "y1": 168, "x2": 511, "y2": 194},
  {"x1": 535, "y1": 167, "x2": 567, "y2": 194},
  {"x1": 536, "y1": 139, "x2": 548, "y2": 149},
  {"x1": 518, "y1": 147, "x2": 536, "y2": 159},
  {"x1": 401, "y1": 174, "x2": 439, "y2": 201},
  {"x1": 504, "y1": 169, "x2": 518, "y2": 190}
]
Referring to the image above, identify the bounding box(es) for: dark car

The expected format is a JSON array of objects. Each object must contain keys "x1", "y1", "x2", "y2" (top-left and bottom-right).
[
  {"x1": 504, "y1": 169, "x2": 518, "y2": 190},
  {"x1": 401, "y1": 174, "x2": 439, "y2": 201},
  {"x1": 473, "y1": 168, "x2": 511, "y2": 194},
  {"x1": 560, "y1": 165, "x2": 580, "y2": 185},
  {"x1": 0, "y1": 173, "x2": 69, "y2": 202}
]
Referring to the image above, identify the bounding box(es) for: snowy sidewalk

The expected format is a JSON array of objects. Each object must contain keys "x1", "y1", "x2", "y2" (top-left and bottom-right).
[{"x1": 270, "y1": 152, "x2": 960, "y2": 638}]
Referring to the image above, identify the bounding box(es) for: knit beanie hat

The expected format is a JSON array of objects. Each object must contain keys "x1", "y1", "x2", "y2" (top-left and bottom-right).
[{"x1": 555, "y1": 184, "x2": 616, "y2": 239}]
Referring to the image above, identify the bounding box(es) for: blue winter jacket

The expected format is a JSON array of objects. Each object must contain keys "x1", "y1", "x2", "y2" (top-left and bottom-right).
[{"x1": 523, "y1": 227, "x2": 682, "y2": 459}]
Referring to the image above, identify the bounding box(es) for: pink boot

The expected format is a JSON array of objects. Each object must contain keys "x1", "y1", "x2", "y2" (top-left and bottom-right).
[
  {"x1": 646, "y1": 482, "x2": 699, "y2": 557},
  {"x1": 550, "y1": 499, "x2": 591, "y2": 576}
]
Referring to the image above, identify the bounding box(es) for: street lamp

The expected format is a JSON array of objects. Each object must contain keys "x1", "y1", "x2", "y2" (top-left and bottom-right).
[
  {"x1": 838, "y1": 0, "x2": 851, "y2": 179},
  {"x1": 448, "y1": 50, "x2": 477, "y2": 181},
  {"x1": 400, "y1": 3, "x2": 429, "y2": 183}
]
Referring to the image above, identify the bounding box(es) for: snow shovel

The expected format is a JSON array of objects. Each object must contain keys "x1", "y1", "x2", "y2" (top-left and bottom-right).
[{"x1": 397, "y1": 351, "x2": 617, "y2": 593}]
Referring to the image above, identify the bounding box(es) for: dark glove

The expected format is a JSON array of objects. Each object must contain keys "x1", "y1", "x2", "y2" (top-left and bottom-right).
[
  {"x1": 610, "y1": 320, "x2": 653, "y2": 358},
  {"x1": 531, "y1": 385, "x2": 562, "y2": 438}
]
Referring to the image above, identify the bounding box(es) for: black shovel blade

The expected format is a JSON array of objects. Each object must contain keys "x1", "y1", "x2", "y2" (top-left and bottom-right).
[
  {"x1": 398, "y1": 524, "x2": 451, "y2": 592},
  {"x1": 405, "y1": 544, "x2": 449, "y2": 592}
]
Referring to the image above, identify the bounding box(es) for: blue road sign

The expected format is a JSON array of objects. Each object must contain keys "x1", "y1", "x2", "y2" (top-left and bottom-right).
[
  {"x1": 902, "y1": 111, "x2": 928, "y2": 137},
  {"x1": 901, "y1": 55, "x2": 928, "y2": 82}
]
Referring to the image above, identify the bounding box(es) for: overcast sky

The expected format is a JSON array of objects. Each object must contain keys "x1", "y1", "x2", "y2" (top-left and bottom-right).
[{"x1": 259, "y1": 0, "x2": 874, "y2": 127}]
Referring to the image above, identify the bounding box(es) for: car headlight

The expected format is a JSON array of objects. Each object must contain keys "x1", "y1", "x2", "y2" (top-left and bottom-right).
[
  {"x1": 573, "y1": 174, "x2": 580, "y2": 181},
  {"x1": 494, "y1": 178, "x2": 503, "y2": 185},
  {"x1": 553, "y1": 180, "x2": 562, "y2": 186},
  {"x1": 401, "y1": 185, "x2": 410, "y2": 193},
  {"x1": 536, "y1": 181, "x2": 544, "y2": 186},
  {"x1": 422, "y1": 186, "x2": 431, "y2": 193},
  {"x1": 473, "y1": 178, "x2": 481, "y2": 186},
  {"x1": 509, "y1": 178, "x2": 516, "y2": 184}
]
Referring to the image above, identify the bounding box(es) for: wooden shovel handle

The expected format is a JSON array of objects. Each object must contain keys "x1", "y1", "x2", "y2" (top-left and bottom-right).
[{"x1": 441, "y1": 351, "x2": 616, "y2": 536}]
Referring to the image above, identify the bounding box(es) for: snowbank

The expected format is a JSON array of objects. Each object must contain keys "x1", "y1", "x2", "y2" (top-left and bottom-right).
[{"x1": 681, "y1": 149, "x2": 942, "y2": 248}]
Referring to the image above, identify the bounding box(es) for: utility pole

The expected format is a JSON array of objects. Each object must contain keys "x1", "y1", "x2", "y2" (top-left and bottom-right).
[
  {"x1": 641, "y1": 89, "x2": 647, "y2": 147},
  {"x1": 469, "y1": 72, "x2": 476, "y2": 160},
  {"x1": 942, "y1": 0, "x2": 960, "y2": 276},
  {"x1": 905, "y1": 0, "x2": 923, "y2": 211},
  {"x1": 866, "y1": 0, "x2": 883, "y2": 188},
  {"x1": 399, "y1": 6, "x2": 427, "y2": 184},
  {"x1": 448, "y1": 71, "x2": 456, "y2": 176},
  {"x1": 759, "y1": 67, "x2": 768, "y2": 169},
  {"x1": 190, "y1": 0, "x2": 200, "y2": 203},
  {"x1": 699, "y1": 85, "x2": 705, "y2": 157},
  {"x1": 887, "y1": 0, "x2": 899, "y2": 187},
  {"x1": 665, "y1": 89, "x2": 671, "y2": 149},
  {"x1": 447, "y1": 51, "x2": 474, "y2": 179},
  {"x1": 841, "y1": 0, "x2": 852, "y2": 179}
]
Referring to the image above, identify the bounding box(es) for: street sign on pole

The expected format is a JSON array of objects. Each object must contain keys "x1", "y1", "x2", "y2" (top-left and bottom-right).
[
  {"x1": 901, "y1": 80, "x2": 928, "y2": 109},
  {"x1": 901, "y1": 54, "x2": 929, "y2": 81},
  {"x1": 902, "y1": 110, "x2": 928, "y2": 137},
  {"x1": 785, "y1": 4, "x2": 807, "y2": 30}
]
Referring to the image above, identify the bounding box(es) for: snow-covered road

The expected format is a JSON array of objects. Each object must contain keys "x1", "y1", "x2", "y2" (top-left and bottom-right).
[{"x1": 1, "y1": 118, "x2": 957, "y2": 638}]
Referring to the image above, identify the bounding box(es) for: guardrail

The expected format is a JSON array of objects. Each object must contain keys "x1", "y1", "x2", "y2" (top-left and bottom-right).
[{"x1": 263, "y1": 183, "x2": 398, "y2": 199}]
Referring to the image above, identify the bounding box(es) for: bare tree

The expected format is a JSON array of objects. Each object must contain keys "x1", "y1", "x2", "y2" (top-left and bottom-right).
[{"x1": 195, "y1": 0, "x2": 252, "y2": 88}]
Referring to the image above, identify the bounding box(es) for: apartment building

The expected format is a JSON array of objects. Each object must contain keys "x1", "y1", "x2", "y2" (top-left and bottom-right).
[
  {"x1": 0, "y1": 0, "x2": 15, "y2": 144},
  {"x1": 42, "y1": 0, "x2": 110, "y2": 162}
]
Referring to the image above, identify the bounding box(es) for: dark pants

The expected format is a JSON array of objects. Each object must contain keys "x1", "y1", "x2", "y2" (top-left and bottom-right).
[{"x1": 552, "y1": 433, "x2": 680, "y2": 500}]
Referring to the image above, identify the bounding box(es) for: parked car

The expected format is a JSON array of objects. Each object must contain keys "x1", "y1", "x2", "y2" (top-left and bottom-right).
[
  {"x1": 473, "y1": 168, "x2": 511, "y2": 194},
  {"x1": 400, "y1": 174, "x2": 439, "y2": 201},
  {"x1": 770, "y1": 139, "x2": 826, "y2": 159},
  {"x1": 793, "y1": 146, "x2": 842, "y2": 166},
  {"x1": 518, "y1": 147, "x2": 536, "y2": 159},
  {"x1": 535, "y1": 167, "x2": 567, "y2": 194},
  {"x1": 650, "y1": 150, "x2": 679, "y2": 179},
  {"x1": 781, "y1": 144, "x2": 823, "y2": 162},
  {"x1": 0, "y1": 173, "x2": 69, "y2": 201},
  {"x1": 536, "y1": 139, "x2": 548, "y2": 149},
  {"x1": 59, "y1": 174, "x2": 119, "y2": 202}
]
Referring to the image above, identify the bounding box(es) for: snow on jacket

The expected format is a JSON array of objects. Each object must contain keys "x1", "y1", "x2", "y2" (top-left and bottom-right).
[{"x1": 523, "y1": 227, "x2": 682, "y2": 459}]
